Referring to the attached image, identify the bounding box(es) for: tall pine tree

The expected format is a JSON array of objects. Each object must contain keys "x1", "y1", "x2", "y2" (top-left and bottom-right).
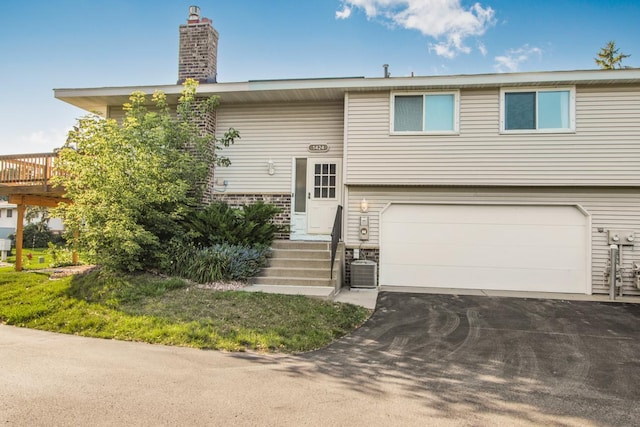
[{"x1": 595, "y1": 41, "x2": 630, "y2": 69}]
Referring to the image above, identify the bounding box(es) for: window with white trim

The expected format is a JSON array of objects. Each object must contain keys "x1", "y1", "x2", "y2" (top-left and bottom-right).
[
  {"x1": 501, "y1": 87, "x2": 575, "y2": 132},
  {"x1": 392, "y1": 91, "x2": 459, "y2": 134}
]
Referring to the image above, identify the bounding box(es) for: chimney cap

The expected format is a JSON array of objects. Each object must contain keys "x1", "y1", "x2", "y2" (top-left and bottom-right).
[{"x1": 188, "y1": 5, "x2": 200, "y2": 21}]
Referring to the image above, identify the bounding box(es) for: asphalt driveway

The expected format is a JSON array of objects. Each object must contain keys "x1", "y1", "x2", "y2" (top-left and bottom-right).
[
  {"x1": 1, "y1": 292, "x2": 639, "y2": 426},
  {"x1": 303, "y1": 292, "x2": 640, "y2": 426}
]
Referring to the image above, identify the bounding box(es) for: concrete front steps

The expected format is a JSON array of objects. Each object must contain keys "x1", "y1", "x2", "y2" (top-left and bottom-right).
[{"x1": 247, "y1": 240, "x2": 340, "y2": 299}]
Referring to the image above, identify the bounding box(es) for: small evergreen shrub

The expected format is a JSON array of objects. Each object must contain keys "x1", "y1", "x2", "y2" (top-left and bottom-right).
[{"x1": 187, "y1": 201, "x2": 284, "y2": 247}]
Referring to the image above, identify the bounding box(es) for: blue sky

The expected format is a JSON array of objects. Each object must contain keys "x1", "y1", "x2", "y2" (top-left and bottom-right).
[{"x1": 0, "y1": 0, "x2": 638, "y2": 155}]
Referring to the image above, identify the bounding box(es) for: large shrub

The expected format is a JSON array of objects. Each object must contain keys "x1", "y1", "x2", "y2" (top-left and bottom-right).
[
  {"x1": 166, "y1": 243, "x2": 270, "y2": 283},
  {"x1": 52, "y1": 79, "x2": 239, "y2": 272},
  {"x1": 187, "y1": 201, "x2": 284, "y2": 247}
]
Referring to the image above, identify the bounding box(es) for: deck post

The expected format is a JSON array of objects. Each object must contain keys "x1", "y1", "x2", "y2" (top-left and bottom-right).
[{"x1": 15, "y1": 203, "x2": 26, "y2": 271}]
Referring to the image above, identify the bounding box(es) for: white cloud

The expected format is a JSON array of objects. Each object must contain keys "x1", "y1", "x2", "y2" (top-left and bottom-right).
[
  {"x1": 494, "y1": 45, "x2": 542, "y2": 72},
  {"x1": 337, "y1": 0, "x2": 496, "y2": 57},
  {"x1": 336, "y1": 6, "x2": 352, "y2": 19},
  {"x1": 478, "y1": 41, "x2": 487, "y2": 56}
]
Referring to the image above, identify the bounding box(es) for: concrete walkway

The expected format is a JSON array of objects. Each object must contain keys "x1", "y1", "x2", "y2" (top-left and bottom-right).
[{"x1": 243, "y1": 285, "x2": 379, "y2": 309}]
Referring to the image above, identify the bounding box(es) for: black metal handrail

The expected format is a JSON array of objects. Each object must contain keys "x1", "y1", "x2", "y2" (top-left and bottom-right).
[{"x1": 330, "y1": 205, "x2": 343, "y2": 280}]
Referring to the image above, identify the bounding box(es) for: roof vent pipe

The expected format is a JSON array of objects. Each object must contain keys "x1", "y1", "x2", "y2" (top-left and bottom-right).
[{"x1": 383, "y1": 64, "x2": 390, "y2": 78}]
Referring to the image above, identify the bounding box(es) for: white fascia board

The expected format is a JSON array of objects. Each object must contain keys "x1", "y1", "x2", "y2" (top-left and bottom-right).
[
  {"x1": 54, "y1": 69, "x2": 640, "y2": 112},
  {"x1": 56, "y1": 69, "x2": 640, "y2": 98}
]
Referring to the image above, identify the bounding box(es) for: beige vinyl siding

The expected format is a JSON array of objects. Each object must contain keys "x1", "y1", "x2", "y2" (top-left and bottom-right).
[
  {"x1": 346, "y1": 86, "x2": 640, "y2": 186},
  {"x1": 109, "y1": 101, "x2": 344, "y2": 193},
  {"x1": 346, "y1": 186, "x2": 640, "y2": 295},
  {"x1": 107, "y1": 106, "x2": 126, "y2": 121},
  {"x1": 215, "y1": 101, "x2": 343, "y2": 193}
]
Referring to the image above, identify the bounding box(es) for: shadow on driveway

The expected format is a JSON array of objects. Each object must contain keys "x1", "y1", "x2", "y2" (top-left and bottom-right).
[{"x1": 289, "y1": 292, "x2": 640, "y2": 425}]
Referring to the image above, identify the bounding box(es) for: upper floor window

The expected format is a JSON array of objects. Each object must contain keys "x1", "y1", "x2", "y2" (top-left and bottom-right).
[
  {"x1": 6, "y1": 209, "x2": 12, "y2": 218},
  {"x1": 501, "y1": 87, "x2": 575, "y2": 133},
  {"x1": 392, "y1": 91, "x2": 459, "y2": 134}
]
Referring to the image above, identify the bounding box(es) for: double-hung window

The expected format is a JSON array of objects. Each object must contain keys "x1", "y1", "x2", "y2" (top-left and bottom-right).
[
  {"x1": 501, "y1": 87, "x2": 575, "y2": 133},
  {"x1": 392, "y1": 91, "x2": 459, "y2": 134}
]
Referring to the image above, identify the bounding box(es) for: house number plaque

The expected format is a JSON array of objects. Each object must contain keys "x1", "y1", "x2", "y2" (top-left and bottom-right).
[{"x1": 308, "y1": 144, "x2": 329, "y2": 153}]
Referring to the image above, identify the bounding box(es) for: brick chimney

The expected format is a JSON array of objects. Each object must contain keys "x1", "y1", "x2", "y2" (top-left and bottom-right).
[{"x1": 178, "y1": 6, "x2": 218, "y2": 84}]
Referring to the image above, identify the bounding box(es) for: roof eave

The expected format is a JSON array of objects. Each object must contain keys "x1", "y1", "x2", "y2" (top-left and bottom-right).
[{"x1": 54, "y1": 68, "x2": 640, "y2": 114}]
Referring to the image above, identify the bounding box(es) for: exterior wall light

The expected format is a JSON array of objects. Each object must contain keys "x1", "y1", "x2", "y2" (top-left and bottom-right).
[
  {"x1": 360, "y1": 198, "x2": 369, "y2": 213},
  {"x1": 267, "y1": 159, "x2": 275, "y2": 176}
]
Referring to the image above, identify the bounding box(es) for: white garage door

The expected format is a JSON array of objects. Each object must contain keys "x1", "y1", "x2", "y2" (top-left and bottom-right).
[{"x1": 380, "y1": 204, "x2": 589, "y2": 293}]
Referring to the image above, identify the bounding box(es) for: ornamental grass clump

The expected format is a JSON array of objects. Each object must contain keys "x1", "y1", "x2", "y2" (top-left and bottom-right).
[
  {"x1": 167, "y1": 243, "x2": 270, "y2": 283},
  {"x1": 163, "y1": 200, "x2": 282, "y2": 283}
]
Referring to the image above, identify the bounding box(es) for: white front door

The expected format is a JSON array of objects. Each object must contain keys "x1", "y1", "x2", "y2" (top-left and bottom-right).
[
  {"x1": 292, "y1": 158, "x2": 342, "y2": 240},
  {"x1": 290, "y1": 157, "x2": 342, "y2": 240},
  {"x1": 306, "y1": 158, "x2": 341, "y2": 235}
]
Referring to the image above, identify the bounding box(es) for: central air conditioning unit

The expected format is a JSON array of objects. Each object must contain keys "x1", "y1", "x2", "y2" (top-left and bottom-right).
[{"x1": 351, "y1": 260, "x2": 377, "y2": 289}]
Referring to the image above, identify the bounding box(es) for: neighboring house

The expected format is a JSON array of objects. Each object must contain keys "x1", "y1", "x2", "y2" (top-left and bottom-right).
[
  {"x1": 0, "y1": 200, "x2": 64, "y2": 240},
  {"x1": 54, "y1": 7, "x2": 640, "y2": 296},
  {"x1": 0, "y1": 201, "x2": 17, "y2": 239}
]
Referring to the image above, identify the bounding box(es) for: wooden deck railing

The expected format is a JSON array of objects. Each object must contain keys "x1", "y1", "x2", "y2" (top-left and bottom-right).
[{"x1": 0, "y1": 152, "x2": 64, "y2": 187}]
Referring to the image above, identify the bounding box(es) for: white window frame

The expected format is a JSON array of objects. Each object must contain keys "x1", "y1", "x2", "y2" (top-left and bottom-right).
[
  {"x1": 390, "y1": 90, "x2": 460, "y2": 135},
  {"x1": 500, "y1": 86, "x2": 576, "y2": 134}
]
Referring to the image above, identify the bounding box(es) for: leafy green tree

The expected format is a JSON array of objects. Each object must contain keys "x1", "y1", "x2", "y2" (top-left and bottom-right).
[
  {"x1": 595, "y1": 41, "x2": 630, "y2": 69},
  {"x1": 53, "y1": 79, "x2": 238, "y2": 271},
  {"x1": 25, "y1": 206, "x2": 50, "y2": 233}
]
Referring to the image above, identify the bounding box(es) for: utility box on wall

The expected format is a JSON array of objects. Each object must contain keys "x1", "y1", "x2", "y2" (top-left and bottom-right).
[
  {"x1": 608, "y1": 230, "x2": 635, "y2": 245},
  {"x1": 351, "y1": 260, "x2": 377, "y2": 288},
  {"x1": 359, "y1": 216, "x2": 369, "y2": 241}
]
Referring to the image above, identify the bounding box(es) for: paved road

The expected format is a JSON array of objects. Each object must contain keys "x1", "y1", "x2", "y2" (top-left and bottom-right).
[{"x1": 1, "y1": 293, "x2": 639, "y2": 426}]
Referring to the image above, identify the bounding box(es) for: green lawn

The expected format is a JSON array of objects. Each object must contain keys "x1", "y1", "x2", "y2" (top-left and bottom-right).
[
  {"x1": 5, "y1": 248, "x2": 51, "y2": 269},
  {"x1": 0, "y1": 267, "x2": 371, "y2": 353}
]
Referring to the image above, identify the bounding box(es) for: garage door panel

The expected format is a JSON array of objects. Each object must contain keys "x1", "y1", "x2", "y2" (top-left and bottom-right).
[
  {"x1": 383, "y1": 242, "x2": 585, "y2": 270},
  {"x1": 380, "y1": 264, "x2": 585, "y2": 293},
  {"x1": 380, "y1": 204, "x2": 588, "y2": 293},
  {"x1": 383, "y1": 204, "x2": 585, "y2": 226},
  {"x1": 383, "y1": 222, "x2": 585, "y2": 246}
]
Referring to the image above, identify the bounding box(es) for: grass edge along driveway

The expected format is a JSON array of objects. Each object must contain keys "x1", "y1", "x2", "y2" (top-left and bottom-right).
[{"x1": 0, "y1": 267, "x2": 371, "y2": 353}]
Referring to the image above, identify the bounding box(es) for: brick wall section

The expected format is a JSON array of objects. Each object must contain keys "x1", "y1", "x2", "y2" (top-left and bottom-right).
[
  {"x1": 178, "y1": 20, "x2": 219, "y2": 83},
  {"x1": 177, "y1": 11, "x2": 220, "y2": 202},
  {"x1": 210, "y1": 193, "x2": 291, "y2": 239},
  {"x1": 191, "y1": 99, "x2": 217, "y2": 204},
  {"x1": 344, "y1": 247, "x2": 380, "y2": 286}
]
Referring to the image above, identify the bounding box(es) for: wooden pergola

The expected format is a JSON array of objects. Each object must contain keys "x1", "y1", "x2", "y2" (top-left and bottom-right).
[{"x1": 0, "y1": 152, "x2": 75, "y2": 271}]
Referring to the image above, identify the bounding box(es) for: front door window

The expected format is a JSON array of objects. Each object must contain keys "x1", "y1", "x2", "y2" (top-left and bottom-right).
[{"x1": 313, "y1": 163, "x2": 337, "y2": 199}]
